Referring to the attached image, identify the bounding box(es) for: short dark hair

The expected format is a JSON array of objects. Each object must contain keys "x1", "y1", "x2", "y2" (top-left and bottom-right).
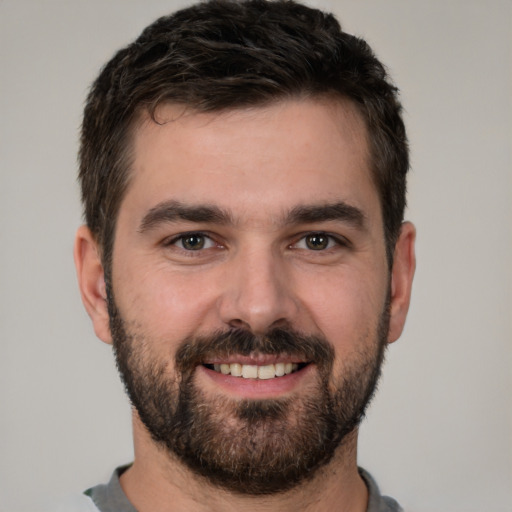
[{"x1": 79, "y1": 0, "x2": 408, "y2": 272}]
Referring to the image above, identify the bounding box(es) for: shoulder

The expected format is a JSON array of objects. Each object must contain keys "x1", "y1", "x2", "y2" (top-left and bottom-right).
[{"x1": 359, "y1": 467, "x2": 403, "y2": 512}]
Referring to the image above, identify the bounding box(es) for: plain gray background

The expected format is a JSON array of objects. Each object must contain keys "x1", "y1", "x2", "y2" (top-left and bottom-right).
[{"x1": 1, "y1": 1, "x2": 511, "y2": 511}]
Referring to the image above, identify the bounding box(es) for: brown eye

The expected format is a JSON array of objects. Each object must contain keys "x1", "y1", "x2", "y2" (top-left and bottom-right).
[
  {"x1": 173, "y1": 233, "x2": 215, "y2": 250},
  {"x1": 305, "y1": 233, "x2": 330, "y2": 250},
  {"x1": 182, "y1": 234, "x2": 204, "y2": 250}
]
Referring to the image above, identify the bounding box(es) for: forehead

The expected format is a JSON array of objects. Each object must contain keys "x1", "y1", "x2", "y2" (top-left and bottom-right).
[{"x1": 123, "y1": 98, "x2": 379, "y2": 226}]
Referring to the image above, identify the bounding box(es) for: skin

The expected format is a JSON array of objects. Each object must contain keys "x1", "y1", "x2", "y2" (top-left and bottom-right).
[{"x1": 75, "y1": 98, "x2": 416, "y2": 512}]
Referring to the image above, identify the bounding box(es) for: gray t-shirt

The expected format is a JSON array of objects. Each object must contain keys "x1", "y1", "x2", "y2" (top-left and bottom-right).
[{"x1": 85, "y1": 466, "x2": 403, "y2": 512}]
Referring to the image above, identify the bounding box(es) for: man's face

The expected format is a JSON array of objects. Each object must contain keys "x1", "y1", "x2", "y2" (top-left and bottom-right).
[{"x1": 106, "y1": 99, "x2": 395, "y2": 493}]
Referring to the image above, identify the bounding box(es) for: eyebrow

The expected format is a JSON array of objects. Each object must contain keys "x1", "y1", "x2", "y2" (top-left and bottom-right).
[
  {"x1": 139, "y1": 200, "x2": 232, "y2": 233},
  {"x1": 138, "y1": 199, "x2": 367, "y2": 233},
  {"x1": 285, "y1": 202, "x2": 367, "y2": 229}
]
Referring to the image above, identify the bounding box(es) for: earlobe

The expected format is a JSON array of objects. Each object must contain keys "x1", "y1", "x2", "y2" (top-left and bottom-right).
[
  {"x1": 74, "y1": 225, "x2": 112, "y2": 344},
  {"x1": 387, "y1": 222, "x2": 416, "y2": 343}
]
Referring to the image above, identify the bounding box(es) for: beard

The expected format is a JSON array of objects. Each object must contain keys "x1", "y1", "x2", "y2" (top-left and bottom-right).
[{"x1": 108, "y1": 293, "x2": 389, "y2": 495}]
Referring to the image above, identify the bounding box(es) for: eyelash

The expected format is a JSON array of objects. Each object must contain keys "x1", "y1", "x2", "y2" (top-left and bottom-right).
[
  {"x1": 290, "y1": 232, "x2": 350, "y2": 251},
  {"x1": 164, "y1": 231, "x2": 349, "y2": 253},
  {"x1": 164, "y1": 231, "x2": 218, "y2": 252}
]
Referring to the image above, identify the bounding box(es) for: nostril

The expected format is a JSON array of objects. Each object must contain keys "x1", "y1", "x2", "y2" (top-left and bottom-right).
[
  {"x1": 268, "y1": 318, "x2": 292, "y2": 331},
  {"x1": 228, "y1": 318, "x2": 251, "y2": 331},
  {"x1": 226, "y1": 317, "x2": 292, "y2": 335}
]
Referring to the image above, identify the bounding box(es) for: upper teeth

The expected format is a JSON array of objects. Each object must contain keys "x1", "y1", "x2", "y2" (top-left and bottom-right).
[{"x1": 212, "y1": 362, "x2": 299, "y2": 379}]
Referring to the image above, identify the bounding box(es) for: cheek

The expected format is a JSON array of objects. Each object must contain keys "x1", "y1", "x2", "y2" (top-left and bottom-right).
[
  {"x1": 115, "y1": 261, "x2": 222, "y2": 341},
  {"x1": 296, "y1": 268, "x2": 387, "y2": 351}
]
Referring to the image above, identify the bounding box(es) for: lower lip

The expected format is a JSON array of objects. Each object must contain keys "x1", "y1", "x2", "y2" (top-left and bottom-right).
[{"x1": 197, "y1": 364, "x2": 314, "y2": 399}]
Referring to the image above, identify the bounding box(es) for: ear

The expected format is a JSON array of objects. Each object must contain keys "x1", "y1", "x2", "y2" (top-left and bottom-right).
[
  {"x1": 387, "y1": 222, "x2": 416, "y2": 343},
  {"x1": 74, "y1": 225, "x2": 112, "y2": 344}
]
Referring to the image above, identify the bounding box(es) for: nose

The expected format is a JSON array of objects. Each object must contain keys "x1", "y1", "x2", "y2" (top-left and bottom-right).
[{"x1": 218, "y1": 245, "x2": 299, "y2": 334}]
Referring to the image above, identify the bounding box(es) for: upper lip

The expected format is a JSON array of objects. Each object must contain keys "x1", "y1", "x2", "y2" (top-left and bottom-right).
[{"x1": 202, "y1": 353, "x2": 307, "y2": 366}]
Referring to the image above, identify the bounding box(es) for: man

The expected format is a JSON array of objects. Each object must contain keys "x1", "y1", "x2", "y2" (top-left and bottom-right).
[{"x1": 74, "y1": 0, "x2": 415, "y2": 510}]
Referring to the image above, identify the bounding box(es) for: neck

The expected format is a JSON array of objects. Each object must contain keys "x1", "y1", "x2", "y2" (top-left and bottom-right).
[{"x1": 120, "y1": 413, "x2": 368, "y2": 512}]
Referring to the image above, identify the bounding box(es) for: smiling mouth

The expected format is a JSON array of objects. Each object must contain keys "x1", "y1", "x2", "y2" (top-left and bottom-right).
[{"x1": 203, "y1": 362, "x2": 309, "y2": 379}]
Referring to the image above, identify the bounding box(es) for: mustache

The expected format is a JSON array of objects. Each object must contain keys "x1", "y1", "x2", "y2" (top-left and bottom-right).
[{"x1": 175, "y1": 327, "x2": 335, "y2": 373}]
